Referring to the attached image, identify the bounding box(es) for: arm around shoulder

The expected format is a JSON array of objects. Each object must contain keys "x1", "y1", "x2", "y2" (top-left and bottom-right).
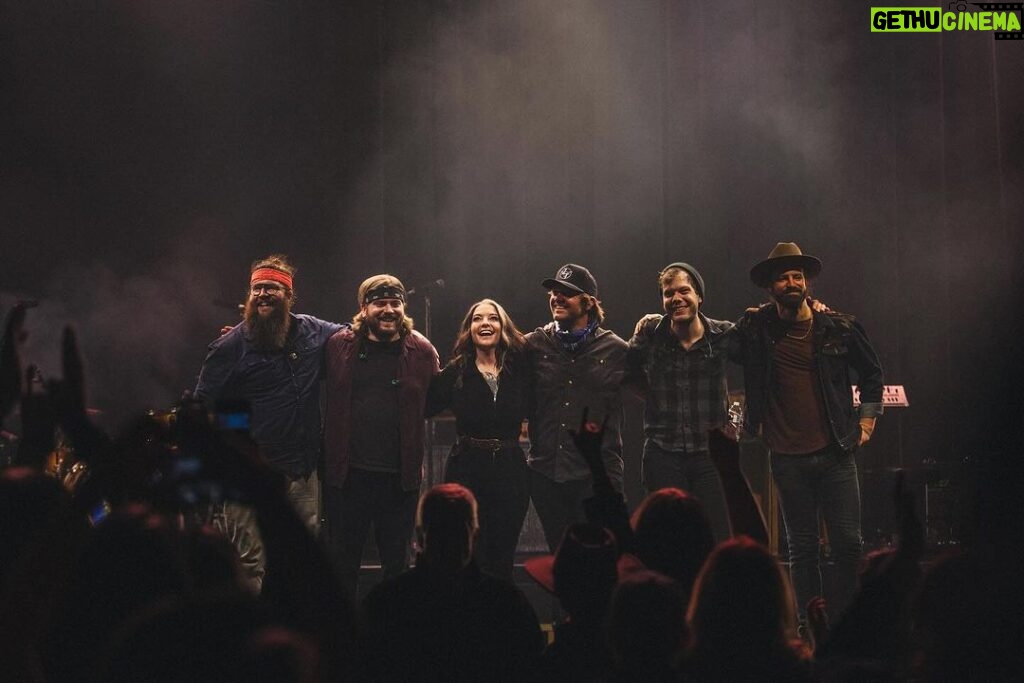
[
  {"x1": 194, "y1": 327, "x2": 244, "y2": 401},
  {"x1": 841, "y1": 316, "x2": 884, "y2": 417}
]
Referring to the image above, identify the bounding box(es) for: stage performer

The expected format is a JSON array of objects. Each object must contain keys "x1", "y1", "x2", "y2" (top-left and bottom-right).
[
  {"x1": 525, "y1": 263, "x2": 628, "y2": 552},
  {"x1": 322, "y1": 274, "x2": 440, "y2": 597},
  {"x1": 194, "y1": 254, "x2": 345, "y2": 592},
  {"x1": 731, "y1": 242, "x2": 884, "y2": 623},
  {"x1": 426, "y1": 299, "x2": 531, "y2": 580},
  {"x1": 626, "y1": 262, "x2": 733, "y2": 543}
]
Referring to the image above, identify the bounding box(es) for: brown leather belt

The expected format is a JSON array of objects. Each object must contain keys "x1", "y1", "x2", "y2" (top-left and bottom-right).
[{"x1": 456, "y1": 436, "x2": 519, "y2": 452}]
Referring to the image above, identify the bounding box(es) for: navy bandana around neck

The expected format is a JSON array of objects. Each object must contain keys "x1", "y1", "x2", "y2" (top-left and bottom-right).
[{"x1": 554, "y1": 318, "x2": 598, "y2": 352}]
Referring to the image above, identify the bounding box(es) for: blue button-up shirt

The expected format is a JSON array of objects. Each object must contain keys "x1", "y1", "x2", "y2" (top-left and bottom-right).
[{"x1": 194, "y1": 313, "x2": 345, "y2": 476}]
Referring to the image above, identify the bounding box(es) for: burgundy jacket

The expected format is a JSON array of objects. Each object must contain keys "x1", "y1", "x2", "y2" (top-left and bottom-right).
[{"x1": 323, "y1": 327, "x2": 440, "y2": 491}]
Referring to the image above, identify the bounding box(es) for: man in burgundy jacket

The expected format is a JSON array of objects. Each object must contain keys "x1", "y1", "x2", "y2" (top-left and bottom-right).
[{"x1": 322, "y1": 274, "x2": 440, "y2": 597}]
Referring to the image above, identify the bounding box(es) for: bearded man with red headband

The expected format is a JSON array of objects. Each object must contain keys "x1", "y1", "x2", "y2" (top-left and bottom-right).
[{"x1": 194, "y1": 254, "x2": 346, "y2": 592}]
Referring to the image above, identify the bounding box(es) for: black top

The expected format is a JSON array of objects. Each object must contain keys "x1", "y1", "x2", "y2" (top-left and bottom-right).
[
  {"x1": 427, "y1": 350, "x2": 529, "y2": 441},
  {"x1": 349, "y1": 336, "x2": 403, "y2": 472}
]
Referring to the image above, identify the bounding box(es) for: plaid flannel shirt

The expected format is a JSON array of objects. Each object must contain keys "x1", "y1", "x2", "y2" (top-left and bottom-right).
[{"x1": 626, "y1": 313, "x2": 734, "y2": 454}]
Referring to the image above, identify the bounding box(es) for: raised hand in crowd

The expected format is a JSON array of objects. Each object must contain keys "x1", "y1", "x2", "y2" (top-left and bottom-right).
[
  {"x1": 706, "y1": 427, "x2": 768, "y2": 546},
  {"x1": 569, "y1": 407, "x2": 633, "y2": 554},
  {"x1": 0, "y1": 303, "x2": 27, "y2": 420}
]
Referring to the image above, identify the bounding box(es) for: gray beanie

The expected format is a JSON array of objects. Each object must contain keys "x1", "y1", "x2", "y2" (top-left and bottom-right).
[{"x1": 659, "y1": 262, "x2": 705, "y2": 300}]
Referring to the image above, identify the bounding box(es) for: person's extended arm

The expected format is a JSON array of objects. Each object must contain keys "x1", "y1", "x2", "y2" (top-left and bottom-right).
[
  {"x1": 213, "y1": 428, "x2": 357, "y2": 679},
  {"x1": 425, "y1": 362, "x2": 456, "y2": 418},
  {"x1": 571, "y1": 409, "x2": 634, "y2": 554},
  {"x1": 707, "y1": 427, "x2": 768, "y2": 545}
]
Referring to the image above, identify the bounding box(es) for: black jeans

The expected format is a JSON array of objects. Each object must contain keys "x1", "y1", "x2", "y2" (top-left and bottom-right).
[
  {"x1": 325, "y1": 468, "x2": 418, "y2": 598},
  {"x1": 528, "y1": 469, "x2": 592, "y2": 553},
  {"x1": 444, "y1": 443, "x2": 530, "y2": 580},
  {"x1": 642, "y1": 439, "x2": 733, "y2": 543}
]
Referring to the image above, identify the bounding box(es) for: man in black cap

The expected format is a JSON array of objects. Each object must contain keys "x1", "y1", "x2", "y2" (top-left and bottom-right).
[
  {"x1": 732, "y1": 242, "x2": 884, "y2": 623},
  {"x1": 525, "y1": 263, "x2": 628, "y2": 552},
  {"x1": 625, "y1": 262, "x2": 733, "y2": 542}
]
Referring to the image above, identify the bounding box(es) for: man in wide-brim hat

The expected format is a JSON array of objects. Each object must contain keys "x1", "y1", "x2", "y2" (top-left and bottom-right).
[{"x1": 732, "y1": 241, "x2": 884, "y2": 628}]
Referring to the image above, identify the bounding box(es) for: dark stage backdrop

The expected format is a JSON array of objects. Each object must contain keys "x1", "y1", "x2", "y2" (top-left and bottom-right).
[{"x1": 2, "y1": 1, "x2": 1021, "y2": 537}]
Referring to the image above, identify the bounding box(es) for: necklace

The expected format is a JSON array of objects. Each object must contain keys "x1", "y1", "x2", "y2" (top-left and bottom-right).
[{"x1": 785, "y1": 319, "x2": 813, "y2": 340}]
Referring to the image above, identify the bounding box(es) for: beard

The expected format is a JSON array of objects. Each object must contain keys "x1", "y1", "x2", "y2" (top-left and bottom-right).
[
  {"x1": 363, "y1": 312, "x2": 402, "y2": 341},
  {"x1": 773, "y1": 287, "x2": 807, "y2": 311},
  {"x1": 245, "y1": 296, "x2": 292, "y2": 351}
]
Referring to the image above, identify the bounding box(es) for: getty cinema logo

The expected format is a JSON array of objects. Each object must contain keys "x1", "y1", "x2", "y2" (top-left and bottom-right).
[{"x1": 871, "y1": 3, "x2": 1023, "y2": 39}]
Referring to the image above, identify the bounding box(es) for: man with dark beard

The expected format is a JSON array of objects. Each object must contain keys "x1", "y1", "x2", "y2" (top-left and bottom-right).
[
  {"x1": 322, "y1": 274, "x2": 440, "y2": 597},
  {"x1": 731, "y1": 242, "x2": 884, "y2": 625},
  {"x1": 195, "y1": 255, "x2": 346, "y2": 591}
]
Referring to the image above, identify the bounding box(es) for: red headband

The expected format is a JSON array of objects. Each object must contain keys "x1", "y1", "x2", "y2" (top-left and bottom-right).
[{"x1": 250, "y1": 268, "x2": 293, "y2": 290}]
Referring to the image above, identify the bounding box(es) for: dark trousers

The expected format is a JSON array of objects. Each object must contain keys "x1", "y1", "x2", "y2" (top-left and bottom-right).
[
  {"x1": 771, "y1": 445, "x2": 862, "y2": 621},
  {"x1": 444, "y1": 444, "x2": 530, "y2": 580},
  {"x1": 642, "y1": 440, "x2": 733, "y2": 543},
  {"x1": 325, "y1": 468, "x2": 418, "y2": 598},
  {"x1": 528, "y1": 469, "x2": 592, "y2": 553}
]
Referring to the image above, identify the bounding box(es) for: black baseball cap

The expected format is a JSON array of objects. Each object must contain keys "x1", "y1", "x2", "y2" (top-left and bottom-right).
[{"x1": 542, "y1": 263, "x2": 598, "y2": 297}]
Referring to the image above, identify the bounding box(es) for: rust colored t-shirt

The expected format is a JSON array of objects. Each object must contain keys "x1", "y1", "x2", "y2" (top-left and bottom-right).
[{"x1": 764, "y1": 318, "x2": 831, "y2": 455}]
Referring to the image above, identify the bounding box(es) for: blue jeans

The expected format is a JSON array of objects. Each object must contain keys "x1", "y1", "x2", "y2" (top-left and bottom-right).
[
  {"x1": 770, "y1": 445, "x2": 862, "y2": 621},
  {"x1": 642, "y1": 440, "x2": 732, "y2": 543}
]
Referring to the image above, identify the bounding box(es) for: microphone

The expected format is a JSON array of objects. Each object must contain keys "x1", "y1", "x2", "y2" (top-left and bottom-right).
[
  {"x1": 406, "y1": 279, "x2": 445, "y2": 296},
  {"x1": 212, "y1": 299, "x2": 245, "y2": 313}
]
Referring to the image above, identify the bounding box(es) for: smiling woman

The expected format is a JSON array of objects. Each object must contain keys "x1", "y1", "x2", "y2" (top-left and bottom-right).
[{"x1": 426, "y1": 299, "x2": 530, "y2": 580}]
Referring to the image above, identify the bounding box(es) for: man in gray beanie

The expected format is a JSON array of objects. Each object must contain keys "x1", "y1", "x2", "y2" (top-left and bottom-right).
[{"x1": 625, "y1": 262, "x2": 733, "y2": 542}]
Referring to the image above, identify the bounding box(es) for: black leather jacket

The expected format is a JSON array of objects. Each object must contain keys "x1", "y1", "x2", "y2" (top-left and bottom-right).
[{"x1": 729, "y1": 306, "x2": 884, "y2": 453}]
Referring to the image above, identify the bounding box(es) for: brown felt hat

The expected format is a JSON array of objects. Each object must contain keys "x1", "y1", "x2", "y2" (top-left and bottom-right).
[{"x1": 750, "y1": 242, "x2": 822, "y2": 288}]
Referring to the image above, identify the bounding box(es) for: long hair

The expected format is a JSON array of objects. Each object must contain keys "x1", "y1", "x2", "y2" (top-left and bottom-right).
[
  {"x1": 350, "y1": 274, "x2": 415, "y2": 335},
  {"x1": 450, "y1": 299, "x2": 525, "y2": 369},
  {"x1": 687, "y1": 536, "x2": 801, "y2": 661},
  {"x1": 584, "y1": 295, "x2": 606, "y2": 325},
  {"x1": 630, "y1": 488, "x2": 715, "y2": 600}
]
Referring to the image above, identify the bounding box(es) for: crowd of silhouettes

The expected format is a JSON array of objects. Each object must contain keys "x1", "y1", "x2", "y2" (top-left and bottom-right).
[{"x1": 1, "y1": 303, "x2": 1018, "y2": 682}]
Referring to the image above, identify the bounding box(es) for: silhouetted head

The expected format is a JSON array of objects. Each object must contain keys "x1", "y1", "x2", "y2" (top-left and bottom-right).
[
  {"x1": 631, "y1": 487, "x2": 715, "y2": 599},
  {"x1": 100, "y1": 594, "x2": 318, "y2": 683},
  {"x1": 608, "y1": 570, "x2": 688, "y2": 678},
  {"x1": 687, "y1": 536, "x2": 799, "y2": 659},
  {"x1": 416, "y1": 483, "x2": 478, "y2": 572},
  {"x1": 551, "y1": 523, "x2": 619, "y2": 623},
  {"x1": 0, "y1": 466, "x2": 75, "y2": 579}
]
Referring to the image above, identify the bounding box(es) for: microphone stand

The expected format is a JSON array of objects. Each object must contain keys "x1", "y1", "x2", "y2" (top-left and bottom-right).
[{"x1": 422, "y1": 289, "x2": 437, "y2": 487}]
